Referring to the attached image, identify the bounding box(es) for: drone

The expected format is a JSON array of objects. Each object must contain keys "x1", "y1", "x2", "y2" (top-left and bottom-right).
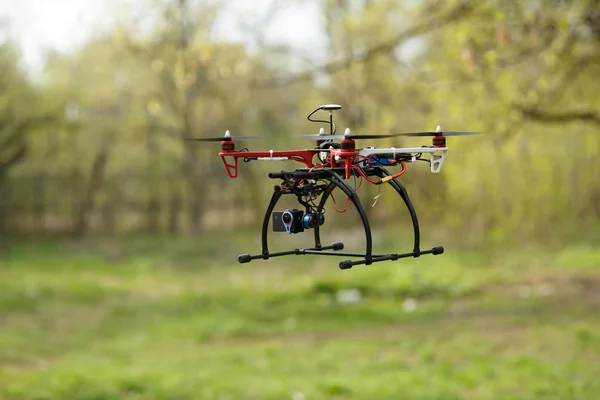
[{"x1": 186, "y1": 104, "x2": 481, "y2": 270}]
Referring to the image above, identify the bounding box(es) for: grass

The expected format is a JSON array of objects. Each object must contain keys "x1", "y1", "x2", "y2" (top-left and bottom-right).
[{"x1": 1, "y1": 232, "x2": 599, "y2": 399}]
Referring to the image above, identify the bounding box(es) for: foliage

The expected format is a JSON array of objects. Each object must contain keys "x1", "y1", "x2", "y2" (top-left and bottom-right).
[{"x1": 1, "y1": 0, "x2": 599, "y2": 246}]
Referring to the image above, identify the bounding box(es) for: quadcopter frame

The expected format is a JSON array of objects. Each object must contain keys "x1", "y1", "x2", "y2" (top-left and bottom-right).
[
  {"x1": 219, "y1": 134, "x2": 445, "y2": 270},
  {"x1": 187, "y1": 104, "x2": 479, "y2": 270},
  {"x1": 218, "y1": 135, "x2": 448, "y2": 179}
]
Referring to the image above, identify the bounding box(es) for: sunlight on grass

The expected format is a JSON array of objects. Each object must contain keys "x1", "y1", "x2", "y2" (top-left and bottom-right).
[{"x1": 1, "y1": 236, "x2": 599, "y2": 399}]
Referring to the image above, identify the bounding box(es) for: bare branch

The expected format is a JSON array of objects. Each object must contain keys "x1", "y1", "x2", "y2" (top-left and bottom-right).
[
  {"x1": 0, "y1": 144, "x2": 26, "y2": 170},
  {"x1": 514, "y1": 105, "x2": 600, "y2": 125},
  {"x1": 234, "y1": 0, "x2": 289, "y2": 48},
  {"x1": 249, "y1": 1, "x2": 477, "y2": 89}
]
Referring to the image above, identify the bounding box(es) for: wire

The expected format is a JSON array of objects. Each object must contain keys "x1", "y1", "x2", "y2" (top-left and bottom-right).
[
  {"x1": 355, "y1": 174, "x2": 363, "y2": 191},
  {"x1": 352, "y1": 165, "x2": 380, "y2": 185},
  {"x1": 352, "y1": 162, "x2": 407, "y2": 185},
  {"x1": 330, "y1": 189, "x2": 352, "y2": 213},
  {"x1": 385, "y1": 162, "x2": 407, "y2": 181}
]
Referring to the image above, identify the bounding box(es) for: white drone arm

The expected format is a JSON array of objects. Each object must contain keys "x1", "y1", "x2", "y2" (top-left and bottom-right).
[{"x1": 357, "y1": 146, "x2": 448, "y2": 173}]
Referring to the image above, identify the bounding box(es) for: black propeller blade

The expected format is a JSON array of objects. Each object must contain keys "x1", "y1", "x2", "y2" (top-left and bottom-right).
[
  {"x1": 297, "y1": 134, "x2": 347, "y2": 140},
  {"x1": 390, "y1": 131, "x2": 481, "y2": 137},
  {"x1": 185, "y1": 136, "x2": 261, "y2": 142},
  {"x1": 298, "y1": 127, "x2": 481, "y2": 140},
  {"x1": 185, "y1": 130, "x2": 261, "y2": 142}
]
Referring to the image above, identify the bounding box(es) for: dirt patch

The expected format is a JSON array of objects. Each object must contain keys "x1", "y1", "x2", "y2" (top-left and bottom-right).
[{"x1": 481, "y1": 272, "x2": 600, "y2": 300}]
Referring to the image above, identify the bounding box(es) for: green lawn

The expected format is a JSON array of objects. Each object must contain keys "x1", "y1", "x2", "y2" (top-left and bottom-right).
[{"x1": 1, "y1": 234, "x2": 599, "y2": 399}]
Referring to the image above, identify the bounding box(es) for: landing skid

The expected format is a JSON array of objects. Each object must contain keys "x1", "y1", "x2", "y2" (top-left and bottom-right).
[{"x1": 237, "y1": 167, "x2": 444, "y2": 270}]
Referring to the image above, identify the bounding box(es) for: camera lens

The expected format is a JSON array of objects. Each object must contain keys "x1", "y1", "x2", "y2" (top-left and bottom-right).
[{"x1": 282, "y1": 213, "x2": 292, "y2": 223}]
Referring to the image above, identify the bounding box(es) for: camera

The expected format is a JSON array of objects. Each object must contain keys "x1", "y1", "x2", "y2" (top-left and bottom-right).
[
  {"x1": 273, "y1": 209, "x2": 304, "y2": 234},
  {"x1": 273, "y1": 209, "x2": 325, "y2": 234}
]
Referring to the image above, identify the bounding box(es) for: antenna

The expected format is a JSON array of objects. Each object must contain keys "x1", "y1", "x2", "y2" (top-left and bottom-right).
[{"x1": 307, "y1": 104, "x2": 343, "y2": 136}]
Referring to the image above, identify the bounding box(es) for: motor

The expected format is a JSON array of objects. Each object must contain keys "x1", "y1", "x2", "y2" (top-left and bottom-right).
[{"x1": 302, "y1": 213, "x2": 325, "y2": 229}]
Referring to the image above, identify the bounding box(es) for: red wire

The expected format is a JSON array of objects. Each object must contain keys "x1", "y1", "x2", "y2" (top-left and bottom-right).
[
  {"x1": 352, "y1": 166, "x2": 379, "y2": 184},
  {"x1": 352, "y1": 162, "x2": 406, "y2": 184},
  {"x1": 387, "y1": 162, "x2": 407, "y2": 180},
  {"x1": 355, "y1": 175, "x2": 363, "y2": 191},
  {"x1": 326, "y1": 160, "x2": 408, "y2": 213},
  {"x1": 330, "y1": 190, "x2": 352, "y2": 213}
]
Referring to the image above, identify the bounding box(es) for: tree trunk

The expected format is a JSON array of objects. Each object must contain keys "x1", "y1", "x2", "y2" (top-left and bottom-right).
[
  {"x1": 33, "y1": 172, "x2": 45, "y2": 234},
  {"x1": 182, "y1": 0, "x2": 205, "y2": 236},
  {"x1": 145, "y1": 116, "x2": 161, "y2": 234},
  {"x1": 0, "y1": 172, "x2": 7, "y2": 235},
  {"x1": 168, "y1": 189, "x2": 181, "y2": 234},
  {"x1": 182, "y1": 144, "x2": 205, "y2": 236},
  {"x1": 72, "y1": 147, "x2": 109, "y2": 237}
]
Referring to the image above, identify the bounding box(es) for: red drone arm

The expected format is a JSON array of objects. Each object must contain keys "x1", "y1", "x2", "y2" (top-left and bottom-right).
[
  {"x1": 219, "y1": 145, "x2": 320, "y2": 178},
  {"x1": 218, "y1": 138, "x2": 362, "y2": 179}
]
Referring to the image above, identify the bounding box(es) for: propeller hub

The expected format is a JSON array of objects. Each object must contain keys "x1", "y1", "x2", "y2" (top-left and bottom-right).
[
  {"x1": 341, "y1": 128, "x2": 356, "y2": 150},
  {"x1": 316, "y1": 127, "x2": 328, "y2": 144},
  {"x1": 221, "y1": 130, "x2": 235, "y2": 151},
  {"x1": 432, "y1": 136, "x2": 446, "y2": 147}
]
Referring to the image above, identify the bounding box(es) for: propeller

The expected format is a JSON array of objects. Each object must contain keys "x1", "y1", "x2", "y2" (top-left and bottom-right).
[
  {"x1": 297, "y1": 127, "x2": 337, "y2": 140},
  {"x1": 389, "y1": 126, "x2": 481, "y2": 137},
  {"x1": 298, "y1": 126, "x2": 481, "y2": 140},
  {"x1": 185, "y1": 130, "x2": 261, "y2": 142}
]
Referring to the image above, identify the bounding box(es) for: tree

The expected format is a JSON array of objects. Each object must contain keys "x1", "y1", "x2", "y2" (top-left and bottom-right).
[{"x1": 0, "y1": 37, "x2": 59, "y2": 233}]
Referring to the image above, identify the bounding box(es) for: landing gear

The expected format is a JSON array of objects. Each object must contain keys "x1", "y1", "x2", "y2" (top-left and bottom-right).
[{"x1": 237, "y1": 167, "x2": 444, "y2": 270}]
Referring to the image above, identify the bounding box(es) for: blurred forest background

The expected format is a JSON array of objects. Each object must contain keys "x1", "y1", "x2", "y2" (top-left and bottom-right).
[
  {"x1": 2, "y1": 1, "x2": 600, "y2": 399},
  {"x1": 2, "y1": 0, "x2": 599, "y2": 246}
]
